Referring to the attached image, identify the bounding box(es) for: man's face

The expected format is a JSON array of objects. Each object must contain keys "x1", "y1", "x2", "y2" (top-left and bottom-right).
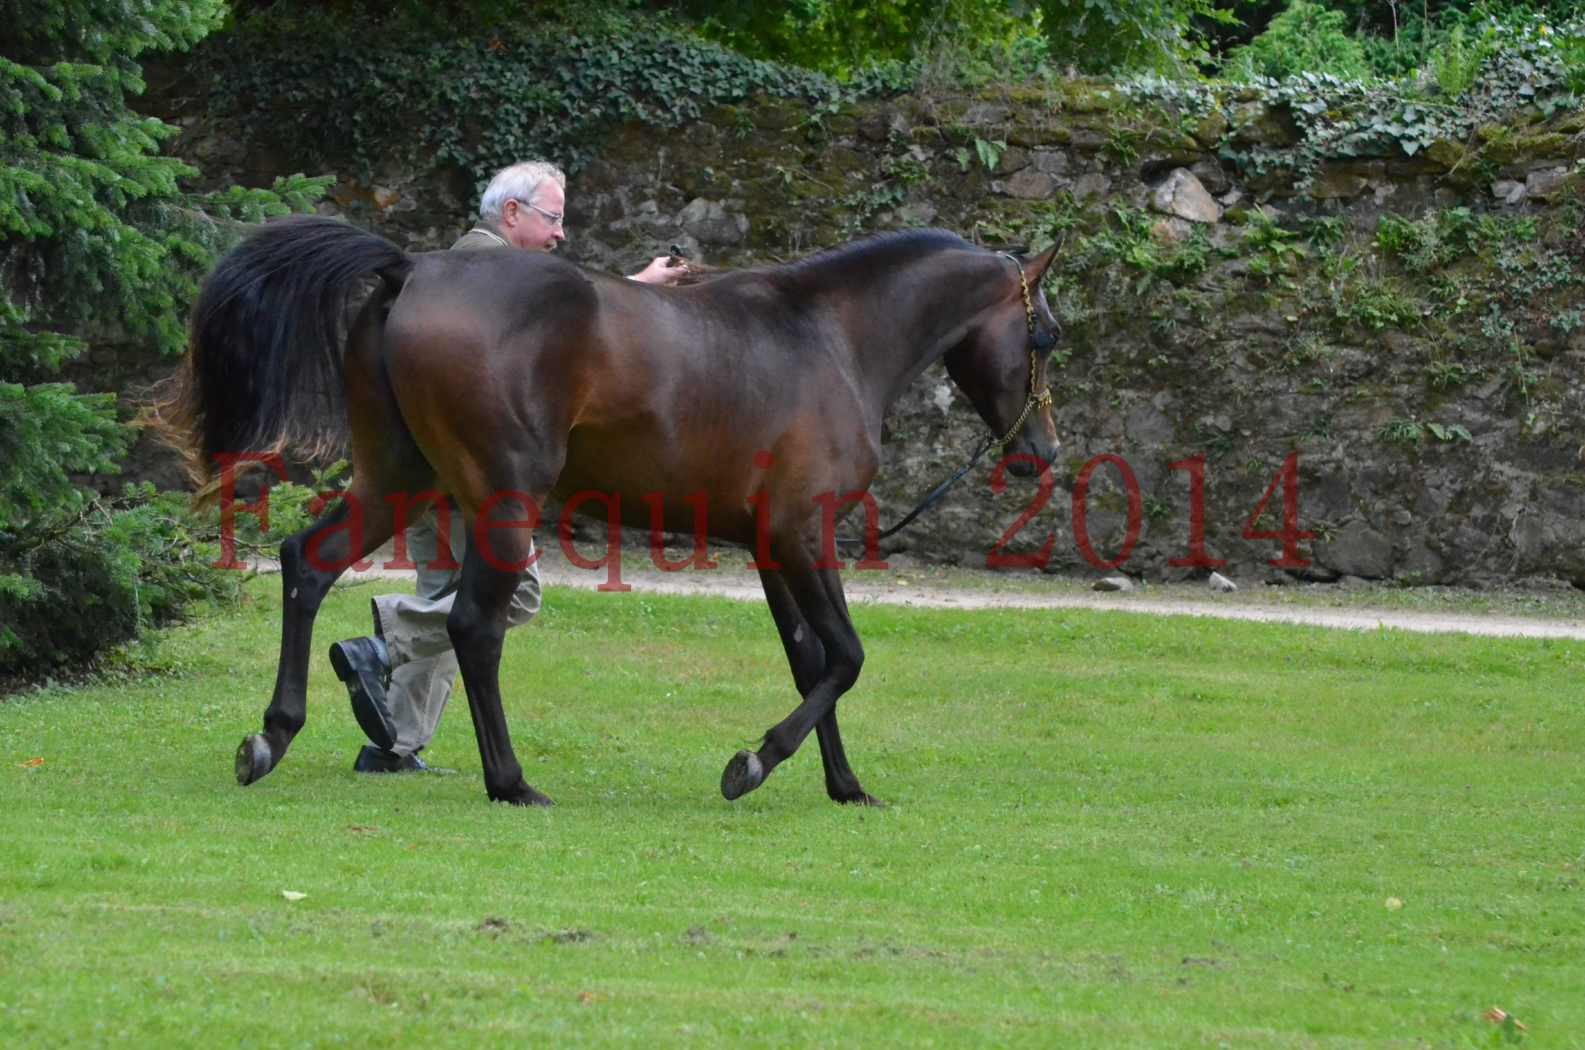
[{"x1": 502, "y1": 180, "x2": 567, "y2": 252}]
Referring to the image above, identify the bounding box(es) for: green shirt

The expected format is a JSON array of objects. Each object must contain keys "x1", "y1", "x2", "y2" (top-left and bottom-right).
[{"x1": 450, "y1": 227, "x2": 510, "y2": 251}]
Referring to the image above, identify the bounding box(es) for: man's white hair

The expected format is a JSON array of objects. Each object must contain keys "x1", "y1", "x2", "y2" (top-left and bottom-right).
[{"x1": 478, "y1": 161, "x2": 567, "y2": 223}]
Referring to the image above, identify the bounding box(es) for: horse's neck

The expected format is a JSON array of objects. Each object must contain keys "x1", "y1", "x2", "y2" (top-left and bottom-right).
[{"x1": 815, "y1": 252, "x2": 1007, "y2": 409}]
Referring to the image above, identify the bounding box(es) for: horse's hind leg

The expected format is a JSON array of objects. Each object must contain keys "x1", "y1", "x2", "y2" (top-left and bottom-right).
[
  {"x1": 235, "y1": 484, "x2": 395, "y2": 785},
  {"x1": 756, "y1": 569, "x2": 879, "y2": 805},
  {"x1": 446, "y1": 496, "x2": 551, "y2": 806},
  {"x1": 723, "y1": 551, "x2": 870, "y2": 803}
]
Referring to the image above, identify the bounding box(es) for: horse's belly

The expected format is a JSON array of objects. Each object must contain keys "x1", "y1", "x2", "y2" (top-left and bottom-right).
[
  {"x1": 551, "y1": 434, "x2": 761, "y2": 545},
  {"x1": 549, "y1": 392, "x2": 875, "y2": 548}
]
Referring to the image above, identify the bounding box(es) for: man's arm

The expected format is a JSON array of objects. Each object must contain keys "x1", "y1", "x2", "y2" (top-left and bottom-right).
[{"x1": 628, "y1": 255, "x2": 690, "y2": 285}]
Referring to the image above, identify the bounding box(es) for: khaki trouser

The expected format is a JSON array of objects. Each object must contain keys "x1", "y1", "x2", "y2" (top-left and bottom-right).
[{"x1": 372, "y1": 505, "x2": 541, "y2": 756}]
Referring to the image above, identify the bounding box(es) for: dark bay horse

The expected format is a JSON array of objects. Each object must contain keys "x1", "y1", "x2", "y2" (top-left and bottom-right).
[{"x1": 162, "y1": 217, "x2": 1061, "y2": 806}]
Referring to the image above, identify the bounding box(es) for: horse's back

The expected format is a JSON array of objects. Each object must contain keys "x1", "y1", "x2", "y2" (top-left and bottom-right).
[{"x1": 389, "y1": 249, "x2": 601, "y2": 346}]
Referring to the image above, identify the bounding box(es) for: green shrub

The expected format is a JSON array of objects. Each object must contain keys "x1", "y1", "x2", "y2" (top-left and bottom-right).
[
  {"x1": 677, "y1": 0, "x2": 1050, "y2": 82},
  {"x1": 1430, "y1": 22, "x2": 1496, "y2": 98},
  {"x1": 1543, "y1": 18, "x2": 1585, "y2": 94},
  {"x1": 1, "y1": 0, "x2": 325, "y2": 683},
  {"x1": 0, "y1": 465, "x2": 348, "y2": 683},
  {"x1": 0, "y1": 490, "x2": 242, "y2": 679},
  {"x1": 1039, "y1": 0, "x2": 1238, "y2": 74},
  {"x1": 1342, "y1": 277, "x2": 1423, "y2": 331},
  {"x1": 1090, "y1": 206, "x2": 1213, "y2": 287},
  {"x1": 1224, "y1": 0, "x2": 1372, "y2": 81}
]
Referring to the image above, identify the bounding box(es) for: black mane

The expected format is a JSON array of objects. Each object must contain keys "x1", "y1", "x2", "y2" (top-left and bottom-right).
[{"x1": 780, "y1": 228, "x2": 974, "y2": 279}]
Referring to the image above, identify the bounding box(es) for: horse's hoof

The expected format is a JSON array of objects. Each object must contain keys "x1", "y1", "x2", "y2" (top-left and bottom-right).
[
  {"x1": 721, "y1": 750, "x2": 765, "y2": 801},
  {"x1": 834, "y1": 790, "x2": 886, "y2": 807},
  {"x1": 235, "y1": 734, "x2": 274, "y2": 786},
  {"x1": 490, "y1": 782, "x2": 555, "y2": 807}
]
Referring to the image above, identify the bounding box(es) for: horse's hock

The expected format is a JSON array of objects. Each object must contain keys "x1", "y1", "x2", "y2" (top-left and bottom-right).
[{"x1": 144, "y1": 78, "x2": 1585, "y2": 589}]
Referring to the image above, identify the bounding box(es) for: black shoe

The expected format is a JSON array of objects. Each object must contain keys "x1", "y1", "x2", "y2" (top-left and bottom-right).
[
  {"x1": 353, "y1": 744, "x2": 431, "y2": 774},
  {"x1": 329, "y1": 636, "x2": 396, "y2": 751}
]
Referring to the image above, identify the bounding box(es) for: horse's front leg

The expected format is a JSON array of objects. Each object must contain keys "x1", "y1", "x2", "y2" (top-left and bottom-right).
[
  {"x1": 755, "y1": 569, "x2": 880, "y2": 805},
  {"x1": 237, "y1": 491, "x2": 393, "y2": 785},
  {"x1": 722, "y1": 548, "x2": 868, "y2": 802},
  {"x1": 448, "y1": 512, "x2": 552, "y2": 806}
]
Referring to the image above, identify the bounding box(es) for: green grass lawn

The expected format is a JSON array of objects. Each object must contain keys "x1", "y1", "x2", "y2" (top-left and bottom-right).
[{"x1": 2, "y1": 579, "x2": 1581, "y2": 1047}]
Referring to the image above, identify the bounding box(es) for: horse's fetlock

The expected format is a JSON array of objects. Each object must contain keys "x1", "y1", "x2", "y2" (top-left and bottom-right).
[
  {"x1": 265, "y1": 710, "x2": 305, "y2": 739},
  {"x1": 760, "y1": 726, "x2": 795, "y2": 764},
  {"x1": 486, "y1": 774, "x2": 527, "y2": 800}
]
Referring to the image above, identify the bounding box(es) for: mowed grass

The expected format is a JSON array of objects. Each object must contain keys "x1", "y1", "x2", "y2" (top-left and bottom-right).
[{"x1": 1, "y1": 579, "x2": 1582, "y2": 1047}]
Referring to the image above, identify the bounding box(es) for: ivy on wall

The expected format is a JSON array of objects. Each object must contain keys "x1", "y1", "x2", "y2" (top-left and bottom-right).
[
  {"x1": 183, "y1": 16, "x2": 851, "y2": 195},
  {"x1": 1125, "y1": 17, "x2": 1585, "y2": 191}
]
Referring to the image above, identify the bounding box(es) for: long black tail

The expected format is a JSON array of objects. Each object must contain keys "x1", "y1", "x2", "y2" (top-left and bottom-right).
[{"x1": 152, "y1": 215, "x2": 413, "y2": 498}]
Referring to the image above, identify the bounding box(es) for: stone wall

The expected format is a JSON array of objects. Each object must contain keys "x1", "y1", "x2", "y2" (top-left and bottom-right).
[{"x1": 152, "y1": 80, "x2": 1585, "y2": 587}]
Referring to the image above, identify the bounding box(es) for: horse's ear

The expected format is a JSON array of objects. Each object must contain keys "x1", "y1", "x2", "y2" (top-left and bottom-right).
[{"x1": 1022, "y1": 243, "x2": 1060, "y2": 285}]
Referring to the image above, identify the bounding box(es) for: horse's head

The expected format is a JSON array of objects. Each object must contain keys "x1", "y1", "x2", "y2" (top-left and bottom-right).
[{"x1": 944, "y1": 245, "x2": 1062, "y2": 478}]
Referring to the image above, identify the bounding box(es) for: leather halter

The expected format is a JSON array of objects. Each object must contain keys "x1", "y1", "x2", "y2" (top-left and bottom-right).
[{"x1": 991, "y1": 252, "x2": 1055, "y2": 449}]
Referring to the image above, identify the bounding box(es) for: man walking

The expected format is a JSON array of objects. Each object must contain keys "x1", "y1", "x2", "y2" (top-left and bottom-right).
[{"x1": 328, "y1": 160, "x2": 687, "y2": 773}]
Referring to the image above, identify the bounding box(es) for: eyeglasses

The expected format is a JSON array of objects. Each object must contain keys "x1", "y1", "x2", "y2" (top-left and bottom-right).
[{"x1": 515, "y1": 199, "x2": 564, "y2": 229}]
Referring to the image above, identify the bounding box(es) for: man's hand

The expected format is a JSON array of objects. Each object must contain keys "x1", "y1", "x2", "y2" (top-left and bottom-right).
[{"x1": 628, "y1": 255, "x2": 691, "y2": 285}]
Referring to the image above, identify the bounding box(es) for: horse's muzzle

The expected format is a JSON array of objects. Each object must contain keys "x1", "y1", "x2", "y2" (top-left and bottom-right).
[
  {"x1": 1003, "y1": 437, "x2": 1059, "y2": 478},
  {"x1": 1004, "y1": 456, "x2": 1046, "y2": 479}
]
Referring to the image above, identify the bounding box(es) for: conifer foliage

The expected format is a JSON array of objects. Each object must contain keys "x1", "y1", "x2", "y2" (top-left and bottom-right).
[{"x1": 0, "y1": 1, "x2": 326, "y2": 676}]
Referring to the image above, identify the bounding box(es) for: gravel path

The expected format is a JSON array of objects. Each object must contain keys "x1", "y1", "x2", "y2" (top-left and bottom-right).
[{"x1": 310, "y1": 546, "x2": 1585, "y2": 642}]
